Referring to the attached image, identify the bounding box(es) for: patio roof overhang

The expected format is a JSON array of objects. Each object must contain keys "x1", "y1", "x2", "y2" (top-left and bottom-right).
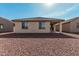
[{"x1": 12, "y1": 20, "x2": 64, "y2": 24}]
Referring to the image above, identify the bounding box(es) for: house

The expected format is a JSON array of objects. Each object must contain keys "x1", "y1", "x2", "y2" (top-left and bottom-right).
[
  {"x1": 54, "y1": 17, "x2": 79, "y2": 33},
  {"x1": 0, "y1": 17, "x2": 13, "y2": 33},
  {"x1": 12, "y1": 17, "x2": 64, "y2": 33}
]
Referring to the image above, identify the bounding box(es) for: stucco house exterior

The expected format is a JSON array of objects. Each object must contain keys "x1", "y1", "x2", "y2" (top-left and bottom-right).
[
  {"x1": 0, "y1": 17, "x2": 13, "y2": 32},
  {"x1": 54, "y1": 17, "x2": 79, "y2": 33},
  {"x1": 12, "y1": 17, "x2": 64, "y2": 33}
]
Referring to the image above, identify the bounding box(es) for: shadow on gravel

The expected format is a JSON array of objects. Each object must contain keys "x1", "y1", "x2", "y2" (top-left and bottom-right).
[{"x1": 0, "y1": 33, "x2": 74, "y2": 38}]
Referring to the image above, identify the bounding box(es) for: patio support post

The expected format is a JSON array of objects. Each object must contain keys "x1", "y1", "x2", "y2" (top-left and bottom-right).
[
  {"x1": 59, "y1": 22, "x2": 62, "y2": 32},
  {"x1": 54, "y1": 25, "x2": 56, "y2": 32}
]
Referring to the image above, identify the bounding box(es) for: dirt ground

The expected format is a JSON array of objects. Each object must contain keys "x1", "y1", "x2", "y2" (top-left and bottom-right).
[
  {"x1": 0, "y1": 33, "x2": 78, "y2": 56},
  {"x1": 0, "y1": 38, "x2": 79, "y2": 56}
]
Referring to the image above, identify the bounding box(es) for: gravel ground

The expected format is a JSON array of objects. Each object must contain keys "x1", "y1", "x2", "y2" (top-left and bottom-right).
[
  {"x1": 0, "y1": 33, "x2": 78, "y2": 56},
  {"x1": 0, "y1": 38, "x2": 79, "y2": 56}
]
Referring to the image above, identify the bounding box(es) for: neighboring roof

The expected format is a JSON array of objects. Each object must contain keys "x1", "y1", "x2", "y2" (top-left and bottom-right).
[
  {"x1": 12, "y1": 17, "x2": 64, "y2": 22},
  {"x1": 0, "y1": 17, "x2": 14, "y2": 25},
  {"x1": 68, "y1": 17, "x2": 79, "y2": 22},
  {"x1": 62, "y1": 17, "x2": 79, "y2": 24},
  {"x1": 0, "y1": 17, "x2": 13, "y2": 24}
]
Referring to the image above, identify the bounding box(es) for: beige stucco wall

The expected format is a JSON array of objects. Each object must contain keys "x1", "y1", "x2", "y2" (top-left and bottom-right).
[
  {"x1": 62, "y1": 22, "x2": 71, "y2": 32},
  {"x1": 55, "y1": 19, "x2": 79, "y2": 33},
  {"x1": 0, "y1": 19, "x2": 13, "y2": 32},
  {"x1": 54, "y1": 22, "x2": 71, "y2": 32},
  {"x1": 14, "y1": 21, "x2": 50, "y2": 33},
  {"x1": 55, "y1": 25, "x2": 60, "y2": 31},
  {"x1": 70, "y1": 19, "x2": 79, "y2": 32},
  {"x1": 51, "y1": 19, "x2": 79, "y2": 33}
]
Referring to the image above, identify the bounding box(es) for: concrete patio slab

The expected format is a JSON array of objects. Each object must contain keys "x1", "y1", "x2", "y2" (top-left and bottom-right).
[
  {"x1": 61, "y1": 32, "x2": 79, "y2": 39},
  {"x1": 0, "y1": 32, "x2": 14, "y2": 35}
]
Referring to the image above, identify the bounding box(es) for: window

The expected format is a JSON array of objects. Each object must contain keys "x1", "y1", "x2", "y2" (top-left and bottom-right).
[
  {"x1": 0, "y1": 24, "x2": 4, "y2": 29},
  {"x1": 39, "y1": 22, "x2": 45, "y2": 29},
  {"x1": 76, "y1": 23, "x2": 79, "y2": 28},
  {"x1": 22, "y1": 22, "x2": 28, "y2": 29}
]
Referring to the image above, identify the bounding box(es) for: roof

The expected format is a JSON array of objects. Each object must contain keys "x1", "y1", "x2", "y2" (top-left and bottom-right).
[
  {"x1": 12, "y1": 17, "x2": 64, "y2": 22},
  {"x1": 0, "y1": 17, "x2": 13, "y2": 24},
  {"x1": 62, "y1": 17, "x2": 79, "y2": 24},
  {"x1": 68, "y1": 17, "x2": 79, "y2": 22}
]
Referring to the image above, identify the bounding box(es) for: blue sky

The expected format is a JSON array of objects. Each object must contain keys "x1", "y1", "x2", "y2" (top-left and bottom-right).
[{"x1": 0, "y1": 3, "x2": 79, "y2": 20}]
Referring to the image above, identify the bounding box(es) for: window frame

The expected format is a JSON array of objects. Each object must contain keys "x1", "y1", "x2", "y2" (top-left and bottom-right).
[
  {"x1": 39, "y1": 22, "x2": 45, "y2": 29},
  {"x1": 22, "y1": 22, "x2": 28, "y2": 29},
  {"x1": 0, "y1": 24, "x2": 4, "y2": 30}
]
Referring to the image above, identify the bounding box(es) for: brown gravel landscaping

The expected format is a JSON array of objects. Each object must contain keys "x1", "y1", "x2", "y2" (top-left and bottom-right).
[
  {"x1": 0, "y1": 33, "x2": 78, "y2": 56},
  {"x1": 0, "y1": 38, "x2": 79, "y2": 56}
]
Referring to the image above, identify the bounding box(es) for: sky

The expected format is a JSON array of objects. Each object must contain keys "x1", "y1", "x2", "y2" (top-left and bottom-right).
[{"x1": 0, "y1": 3, "x2": 79, "y2": 20}]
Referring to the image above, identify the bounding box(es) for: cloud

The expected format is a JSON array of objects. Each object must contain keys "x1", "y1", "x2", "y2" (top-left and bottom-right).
[
  {"x1": 43, "y1": 4, "x2": 78, "y2": 17},
  {"x1": 54, "y1": 5, "x2": 77, "y2": 16}
]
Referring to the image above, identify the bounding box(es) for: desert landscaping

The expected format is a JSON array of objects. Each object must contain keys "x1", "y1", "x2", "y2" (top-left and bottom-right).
[{"x1": 0, "y1": 33, "x2": 78, "y2": 56}]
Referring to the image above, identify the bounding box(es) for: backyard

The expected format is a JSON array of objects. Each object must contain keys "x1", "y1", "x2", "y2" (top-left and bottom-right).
[{"x1": 0, "y1": 33, "x2": 78, "y2": 56}]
